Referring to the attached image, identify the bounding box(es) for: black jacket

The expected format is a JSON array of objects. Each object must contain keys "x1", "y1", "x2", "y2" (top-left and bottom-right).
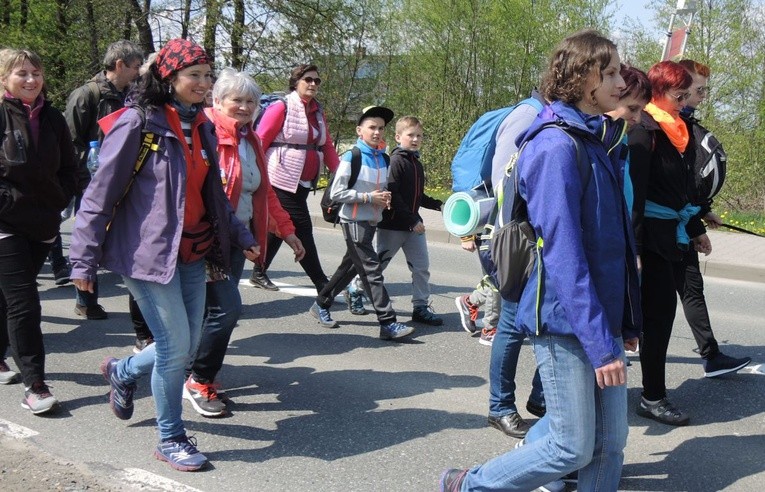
[
  {"x1": 0, "y1": 98, "x2": 78, "y2": 241},
  {"x1": 628, "y1": 111, "x2": 706, "y2": 261},
  {"x1": 65, "y1": 72, "x2": 127, "y2": 191},
  {"x1": 379, "y1": 146, "x2": 442, "y2": 231}
]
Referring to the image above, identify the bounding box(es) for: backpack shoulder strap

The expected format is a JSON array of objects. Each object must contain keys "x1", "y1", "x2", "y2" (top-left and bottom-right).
[
  {"x1": 518, "y1": 96, "x2": 544, "y2": 114},
  {"x1": 349, "y1": 146, "x2": 362, "y2": 188},
  {"x1": 106, "y1": 128, "x2": 158, "y2": 231},
  {"x1": 0, "y1": 105, "x2": 6, "y2": 144}
]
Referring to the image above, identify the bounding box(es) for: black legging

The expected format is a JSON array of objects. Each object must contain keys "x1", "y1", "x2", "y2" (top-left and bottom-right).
[{"x1": 264, "y1": 185, "x2": 327, "y2": 291}]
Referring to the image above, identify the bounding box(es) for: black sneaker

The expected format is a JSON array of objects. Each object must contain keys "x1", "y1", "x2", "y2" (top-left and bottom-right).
[
  {"x1": 636, "y1": 397, "x2": 689, "y2": 426},
  {"x1": 455, "y1": 295, "x2": 479, "y2": 334},
  {"x1": 249, "y1": 267, "x2": 278, "y2": 291},
  {"x1": 100, "y1": 357, "x2": 136, "y2": 420},
  {"x1": 526, "y1": 399, "x2": 546, "y2": 418},
  {"x1": 74, "y1": 303, "x2": 108, "y2": 320},
  {"x1": 183, "y1": 376, "x2": 226, "y2": 417},
  {"x1": 52, "y1": 263, "x2": 71, "y2": 286},
  {"x1": 439, "y1": 468, "x2": 468, "y2": 492},
  {"x1": 412, "y1": 305, "x2": 444, "y2": 326},
  {"x1": 703, "y1": 352, "x2": 751, "y2": 378}
]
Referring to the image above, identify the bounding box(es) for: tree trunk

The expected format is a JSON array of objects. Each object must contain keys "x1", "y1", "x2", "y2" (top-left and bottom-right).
[
  {"x1": 86, "y1": 0, "x2": 99, "y2": 74},
  {"x1": 1, "y1": 0, "x2": 10, "y2": 27},
  {"x1": 20, "y1": 0, "x2": 28, "y2": 29},
  {"x1": 204, "y1": 0, "x2": 220, "y2": 65},
  {"x1": 181, "y1": 0, "x2": 191, "y2": 39},
  {"x1": 231, "y1": 0, "x2": 245, "y2": 69},
  {"x1": 130, "y1": 0, "x2": 155, "y2": 54}
]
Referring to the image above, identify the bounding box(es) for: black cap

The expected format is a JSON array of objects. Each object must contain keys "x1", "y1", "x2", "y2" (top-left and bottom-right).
[{"x1": 358, "y1": 105, "x2": 394, "y2": 126}]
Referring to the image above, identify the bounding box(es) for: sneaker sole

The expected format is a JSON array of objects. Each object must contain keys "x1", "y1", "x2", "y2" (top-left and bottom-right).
[
  {"x1": 704, "y1": 359, "x2": 751, "y2": 378},
  {"x1": 154, "y1": 450, "x2": 207, "y2": 471},
  {"x1": 454, "y1": 297, "x2": 477, "y2": 334},
  {"x1": 478, "y1": 338, "x2": 493, "y2": 346},
  {"x1": 636, "y1": 406, "x2": 690, "y2": 426},
  {"x1": 0, "y1": 374, "x2": 19, "y2": 385},
  {"x1": 182, "y1": 385, "x2": 226, "y2": 418},
  {"x1": 248, "y1": 279, "x2": 279, "y2": 291},
  {"x1": 21, "y1": 400, "x2": 59, "y2": 415}
]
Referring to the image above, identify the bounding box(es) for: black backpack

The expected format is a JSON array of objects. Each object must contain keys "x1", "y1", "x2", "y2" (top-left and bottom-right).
[
  {"x1": 477, "y1": 123, "x2": 591, "y2": 303},
  {"x1": 689, "y1": 120, "x2": 727, "y2": 203},
  {"x1": 320, "y1": 147, "x2": 361, "y2": 224}
]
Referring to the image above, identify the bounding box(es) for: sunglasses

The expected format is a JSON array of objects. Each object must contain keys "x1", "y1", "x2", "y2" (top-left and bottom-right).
[
  {"x1": 301, "y1": 76, "x2": 321, "y2": 85},
  {"x1": 669, "y1": 91, "x2": 691, "y2": 102}
]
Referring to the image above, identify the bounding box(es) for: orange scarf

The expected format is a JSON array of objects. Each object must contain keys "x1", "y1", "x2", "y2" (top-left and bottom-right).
[{"x1": 644, "y1": 102, "x2": 688, "y2": 153}]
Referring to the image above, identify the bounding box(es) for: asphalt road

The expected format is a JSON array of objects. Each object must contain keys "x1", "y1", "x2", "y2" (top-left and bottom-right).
[{"x1": 0, "y1": 225, "x2": 763, "y2": 491}]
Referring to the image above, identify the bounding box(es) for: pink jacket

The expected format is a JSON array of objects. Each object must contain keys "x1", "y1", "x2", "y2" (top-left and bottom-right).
[{"x1": 205, "y1": 107, "x2": 295, "y2": 266}]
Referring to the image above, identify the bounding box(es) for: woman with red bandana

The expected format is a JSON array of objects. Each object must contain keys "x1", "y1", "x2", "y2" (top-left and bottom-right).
[
  {"x1": 70, "y1": 39, "x2": 258, "y2": 471},
  {"x1": 0, "y1": 48, "x2": 78, "y2": 414},
  {"x1": 249, "y1": 64, "x2": 340, "y2": 291}
]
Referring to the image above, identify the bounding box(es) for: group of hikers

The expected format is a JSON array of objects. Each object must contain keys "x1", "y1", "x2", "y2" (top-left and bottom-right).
[{"x1": 0, "y1": 27, "x2": 752, "y2": 489}]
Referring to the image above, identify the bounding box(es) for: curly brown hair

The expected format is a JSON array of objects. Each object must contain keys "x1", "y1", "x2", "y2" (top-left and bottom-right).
[{"x1": 540, "y1": 30, "x2": 618, "y2": 105}]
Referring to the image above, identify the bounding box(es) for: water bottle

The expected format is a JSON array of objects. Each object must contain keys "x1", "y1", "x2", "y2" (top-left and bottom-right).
[{"x1": 86, "y1": 140, "x2": 100, "y2": 176}]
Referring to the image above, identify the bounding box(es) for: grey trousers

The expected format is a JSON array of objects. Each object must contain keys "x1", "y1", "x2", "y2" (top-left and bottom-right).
[{"x1": 375, "y1": 228, "x2": 432, "y2": 307}]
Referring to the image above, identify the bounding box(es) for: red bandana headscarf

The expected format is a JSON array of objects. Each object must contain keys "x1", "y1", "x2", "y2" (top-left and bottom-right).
[{"x1": 155, "y1": 38, "x2": 210, "y2": 80}]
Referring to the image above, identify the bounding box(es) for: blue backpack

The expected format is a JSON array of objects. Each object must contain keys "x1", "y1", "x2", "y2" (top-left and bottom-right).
[
  {"x1": 450, "y1": 97, "x2": 545, "y2": 193},
  {"x1": 254, "y1": 92, "x2": 287, "y2": 128}
]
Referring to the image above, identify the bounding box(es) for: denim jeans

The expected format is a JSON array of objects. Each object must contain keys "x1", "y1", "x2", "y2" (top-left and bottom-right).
[
  {"x1": 191, "y1": 248, "x2": 245, "y2": 382},
  {"x1": 463, "y1": 334, "x2": 628, "y2": 491},
  {"x1": 75, "y1": 280, "x2": 99, "y2": 307},
  {"x1": 0, "y1": 236, "x2": 52, "y2": 386},
  {"x1": 117, "y1": 259, "x2": 206, "y2": 440},
  {"x1": 489, "y1": 299, "x2": 544, "y2": 417}
]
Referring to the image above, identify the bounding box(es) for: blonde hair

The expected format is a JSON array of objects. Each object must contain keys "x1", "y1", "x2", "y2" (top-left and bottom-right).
[{"x1": 395, "y1": 115, "x2": 422, "y2": 135}]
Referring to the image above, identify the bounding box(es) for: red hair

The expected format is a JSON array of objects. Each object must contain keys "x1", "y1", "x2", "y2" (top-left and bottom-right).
[
  {"x1": 678, "y1": 59, "x2": 710, "y2": 78},
  {"x1": 647, "y1": 61, "x2": 692, "y2": 99}
]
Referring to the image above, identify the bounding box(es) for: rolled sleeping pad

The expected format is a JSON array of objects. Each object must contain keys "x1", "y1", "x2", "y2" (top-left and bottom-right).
[{"x1": 443, "y1": 187, "x2": 494, "y2": 237}]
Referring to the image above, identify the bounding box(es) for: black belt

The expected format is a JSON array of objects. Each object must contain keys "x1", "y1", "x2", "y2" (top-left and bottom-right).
[{"x1": 271, "y1": 142, "x2": 324, "y2": 151}]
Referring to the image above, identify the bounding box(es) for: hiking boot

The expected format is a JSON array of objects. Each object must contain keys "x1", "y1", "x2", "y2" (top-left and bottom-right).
[
  {"x1": 637, "y1": 397, "x2": 689, "y2": 426},
  {"x1": 379, "y1": 321, "x2": 415, "y2": 340},
  {"x1": 0, "y1": 359, "x2": 19, "y2": 385},
  {"x1": 100, "y1": 357, "x2": 136, "y2": 420},
  {"x1": 455, "y1": 295, "x2": 478, "y2": 334},
  {"x1": 439, "y1": 468, "x2": 468, "y2": 492},
  {"x1": 703, "y1": 352, "x2": 751, "y2": 378},
  {"x1": 183, "y1": 376, "x2": 226, "y2": 417},
  {"x1": 133, "y1": 337, "x2": 155, "y2": 354},
  {"x1": 343, "y1": 287, "x2": 367, "y2": 315},
  {"x1": 412, "y1": 305, "x2": 443, "y2": 326},
  {"x1": 309, "y1": 302, "x2": 338, "y2": 328},
  {"x1": 52, "y1": 263, "x2": 71, "y2": 286},
  {"x1": 526, "y1": 399, "x2": 546, "y2": 418},
  {"x1": 249, "y1": 267, "x2": 278, "y2": 291},
  {"x1": 479, "y1": 326, "x2": 496, "y2": 346},
  {"x1": 74, "y1": 303, "x2": 108, "y2": 320},
  {"x1": 21, "y1": 381, "x2": 59, "y2": 415},
  {"x1": 154, "y1": 434, "x2": 208, "y2": 471},
  {"x1": 487, "y1": 412, "x2": 530, "y2": 438}
]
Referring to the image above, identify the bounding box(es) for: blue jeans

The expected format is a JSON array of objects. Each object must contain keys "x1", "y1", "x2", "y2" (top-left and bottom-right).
[
  {"x1": 463, "y1": 334, "x2": 628, "y2": 491},
  {"x1": 191, "y1": 249, "x2": 245, "y2": 382},
  {"x1": 489, "y1": 299, "x2": 544, "y2": 417},
  {"x1": 116, "y1": 259, "x2": 206, "y2": 440}
]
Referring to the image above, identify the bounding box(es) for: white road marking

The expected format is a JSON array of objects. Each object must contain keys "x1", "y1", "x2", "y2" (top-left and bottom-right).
[
  {"x1": 0, "y1": 419, "x2": 39, "y2": 439},
  {"x1": 741, "y1": 363, "x2": 764, "y2": 375},
  {"x1": 118, "y1": 468, "x2": 205, "y2": 491},
  {"x1": 238, "y1": 279, "x2": 316, "y2": 297}
]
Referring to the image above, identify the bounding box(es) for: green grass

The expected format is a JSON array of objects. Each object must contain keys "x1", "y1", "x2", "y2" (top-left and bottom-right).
[{"x1": 717, "y1": 211, "x2": 765, "y2": 236}]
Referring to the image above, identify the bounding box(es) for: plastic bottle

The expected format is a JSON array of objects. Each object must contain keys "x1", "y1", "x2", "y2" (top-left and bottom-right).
[{"x1": 86, "y1": 140, "x2": 100, "y2": 176}]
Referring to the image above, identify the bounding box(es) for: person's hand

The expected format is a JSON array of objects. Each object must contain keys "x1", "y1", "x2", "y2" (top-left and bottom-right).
[
  {"x1": 624, "y1": 337, "x2": 639, "y2": 352},
  {"x1": 243, "y1": 245, "x2": 260, "y2": 262},
  {"x1": 72, "y1": 279, "x2": 94, "y2": 293},
  {"x1": 412, "y1": 221, "x2": 426, "y2": 234},
  {"x1": 370, "y1": 190, "x2": 391, "y2": 209},
  {"x1": 594, "y1": 358, "x2": 627, "y2": 389},
  {"x1": 704, "y1": 211, "x2": 723, "y2": 229},
  {"x1": 284, "y1": 234, "x2": 306, "y2": 262},
  {"x1": 693, "y1": 233, "x2": 712, "y2": 256},
  {"x1": 460, "y1": 239, "x2": 476, "y2": 252}
]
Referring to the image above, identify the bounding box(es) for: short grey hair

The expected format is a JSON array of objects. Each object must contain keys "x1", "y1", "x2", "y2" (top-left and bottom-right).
[
  {"x1": 103, "y1": 40, "x2": 144, "y2": 71},
  {"x1": 212, "y1": 67, "x2": 262, "y2": 104}
]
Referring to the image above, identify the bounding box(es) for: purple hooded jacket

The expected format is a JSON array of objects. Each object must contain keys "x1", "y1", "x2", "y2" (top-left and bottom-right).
[{"x1": 69, "y1": 106, "x2": 256, "y2": 284}]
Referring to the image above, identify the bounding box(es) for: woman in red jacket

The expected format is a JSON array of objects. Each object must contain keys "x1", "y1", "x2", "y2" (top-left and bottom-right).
[{"x1": 183, "y1": 68, "x2": 305, "y2": 417}]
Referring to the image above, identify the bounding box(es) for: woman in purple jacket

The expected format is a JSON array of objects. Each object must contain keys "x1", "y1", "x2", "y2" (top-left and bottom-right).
[{"x1": 70, "y1": 39, "x2": 258, "y2": 472}]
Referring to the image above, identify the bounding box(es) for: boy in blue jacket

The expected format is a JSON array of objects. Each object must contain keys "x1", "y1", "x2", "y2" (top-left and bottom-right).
[{"x1": 310, "y1": 106, "x2": 415, "y2": 341}]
